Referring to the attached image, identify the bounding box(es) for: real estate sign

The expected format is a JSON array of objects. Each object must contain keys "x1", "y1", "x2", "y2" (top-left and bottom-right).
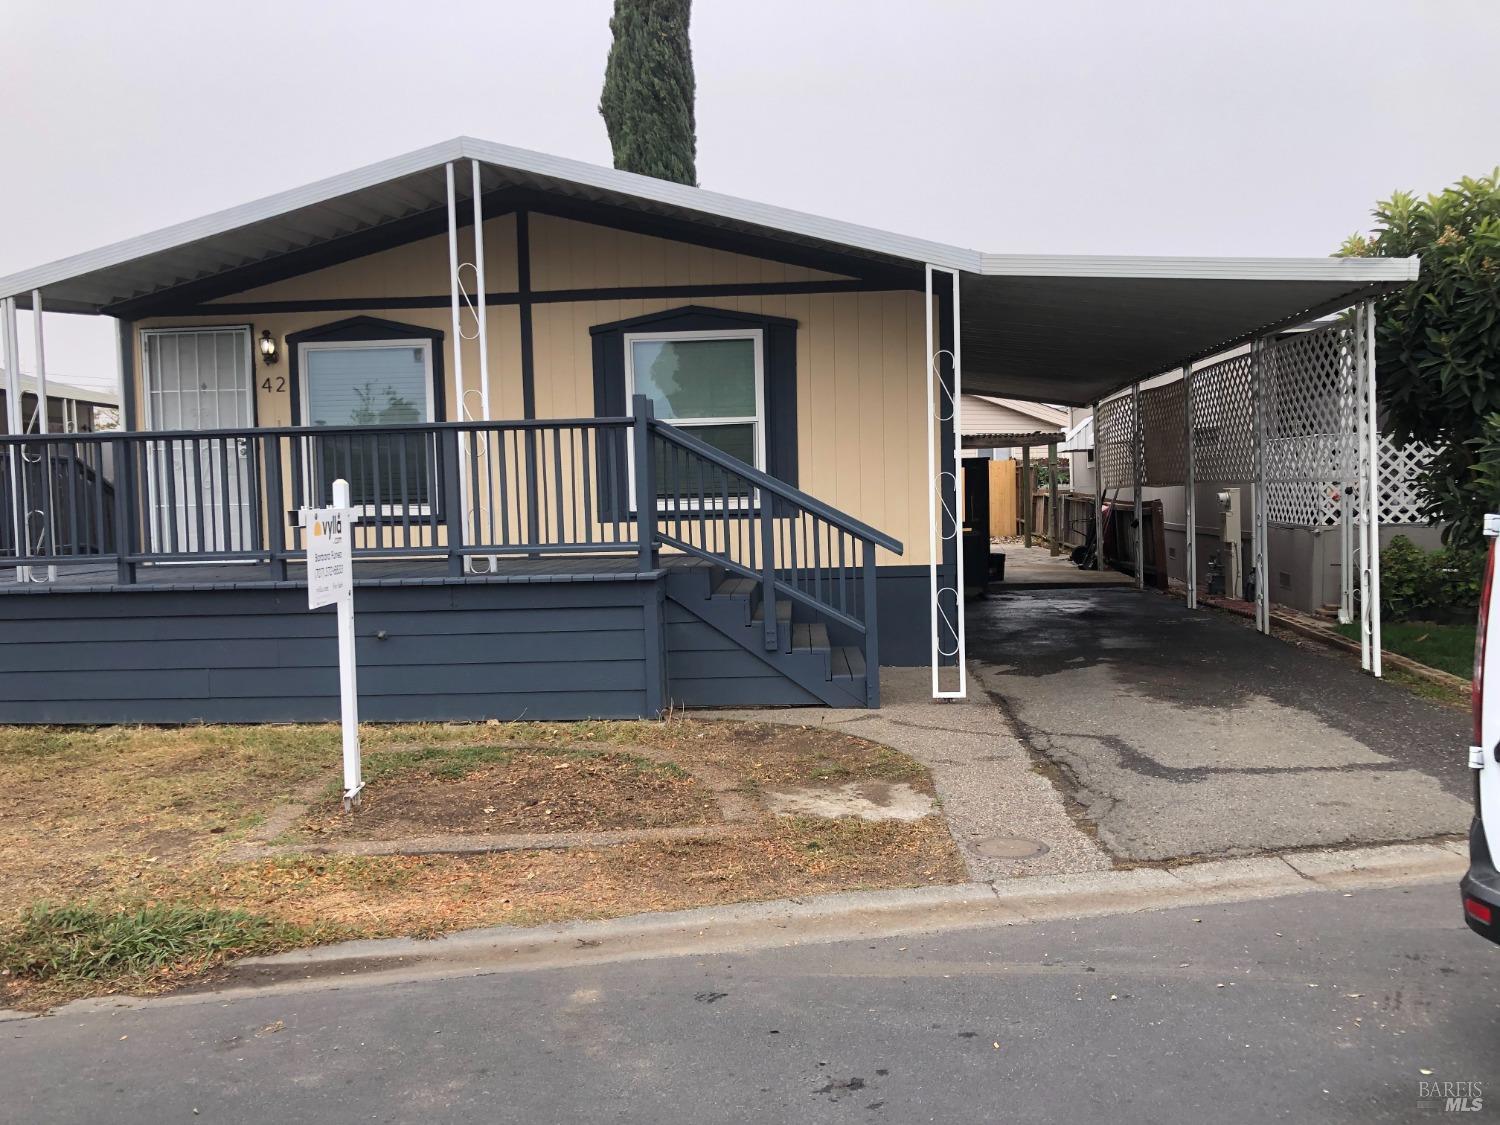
[
  {"x1": 306, "y1": 506, "x2": 353, "y2": 610},
  {"x1": 300, "y1": 479, "x2": 363, "y2": 807}
]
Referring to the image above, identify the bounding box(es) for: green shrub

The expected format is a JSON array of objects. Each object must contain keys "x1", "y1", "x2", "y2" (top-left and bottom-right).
[{"x1": 1378, "y1": 534, "x2": 1484, "y2": 620}]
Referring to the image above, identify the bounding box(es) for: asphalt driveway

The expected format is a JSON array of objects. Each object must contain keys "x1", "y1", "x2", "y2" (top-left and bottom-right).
[{"x1": 968, "y1": 587, "x2": 1473, "y2": 861}]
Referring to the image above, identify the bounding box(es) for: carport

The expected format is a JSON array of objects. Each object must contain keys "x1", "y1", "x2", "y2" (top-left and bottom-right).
[{"x1": 924, "y1": 255, "x2": 1419, "y2": 698}]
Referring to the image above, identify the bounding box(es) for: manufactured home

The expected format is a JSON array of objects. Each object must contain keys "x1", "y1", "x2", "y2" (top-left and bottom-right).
[{"x1": 0, "y1": 137, "x2": 1416, "y2": 721}]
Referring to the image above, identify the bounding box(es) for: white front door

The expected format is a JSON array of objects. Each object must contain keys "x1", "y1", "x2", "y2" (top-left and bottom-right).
[{"x1": 142, "y1": 327, "x2": 256, "y2": 554}]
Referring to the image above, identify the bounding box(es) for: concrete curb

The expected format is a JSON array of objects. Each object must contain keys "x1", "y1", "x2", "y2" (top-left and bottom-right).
[{"x1": 17, "y1": 839, "x2": 1464, "y2": 1021}]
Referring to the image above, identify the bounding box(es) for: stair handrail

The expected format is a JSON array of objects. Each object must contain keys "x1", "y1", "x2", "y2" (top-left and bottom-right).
[{"x1": 644, "y1": 414, "x2": 903, "y2": 555}]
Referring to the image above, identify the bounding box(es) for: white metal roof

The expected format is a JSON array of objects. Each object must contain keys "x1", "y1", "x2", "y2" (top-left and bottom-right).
[
  {"x1": 0, "y1": 135, "x2": 1418, "y2": 403},
  {"x1": 1061, "y1": 414, "x2": 1093, "y2": 453}
]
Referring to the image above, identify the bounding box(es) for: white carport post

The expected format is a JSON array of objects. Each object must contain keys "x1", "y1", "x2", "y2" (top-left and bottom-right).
[
  {"x1": 3, "y1": 296, "x2": 26, "y2": 582},
  {"x1": 1130, "y1": 381, "x2": 1143, "y2": 589},
  {"x1": 1360, "y1": 300, "x2": 1383, "y2": 677},
  {"x1": 1354, "y1": 305, "x2": 1372, "y2": 671},
  {"x1": 1182, "y1": 364, "x2": 1197, "y2": 609},
  {"x1": 30, "y1": 291, "x2": 55, "y2": 581},
  {"x1": 470, "y1": 159, "x2": 497, "y2": 573},
  {"x1": 1250, "y1": 339, "x2": 1270, "y2": 635},
  {"x1": 470, "y1": 160, "x2": 491, "y2": 424},
  {"x1": 1091, "y1": 402, "x2": 1103, "y2": 570},
  {"x1": 924, "y1": 264, "x2": 966, "y2": 700},
  {"x1": 444, "y1": 162, "x2": 472, "y2": 565}
]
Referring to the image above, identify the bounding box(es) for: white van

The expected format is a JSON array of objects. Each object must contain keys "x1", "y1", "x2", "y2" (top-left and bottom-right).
[{"x1": 1462, "y1": 514, "x2": 1500, "y2": 940}]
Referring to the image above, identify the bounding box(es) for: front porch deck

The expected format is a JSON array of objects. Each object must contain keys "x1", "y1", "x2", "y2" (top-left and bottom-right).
[{"x1": 0, "y1": 405, "x2": 897, "y2": 722}]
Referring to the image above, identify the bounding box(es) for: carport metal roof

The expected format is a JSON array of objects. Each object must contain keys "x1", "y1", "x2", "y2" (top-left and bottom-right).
[{"x1": 0, "y1": 136, "x2": 1417, "y2": 406}]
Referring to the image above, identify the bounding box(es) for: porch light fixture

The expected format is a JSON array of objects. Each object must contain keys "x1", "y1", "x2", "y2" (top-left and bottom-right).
[{"x1": 259, "y1": 330, "x2": 279, "y2": 365}]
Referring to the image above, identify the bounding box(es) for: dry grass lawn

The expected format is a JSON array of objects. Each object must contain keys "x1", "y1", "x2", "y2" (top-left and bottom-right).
[{"x1": 0, "y1": 718, "x2": 962, "y2": 1008}]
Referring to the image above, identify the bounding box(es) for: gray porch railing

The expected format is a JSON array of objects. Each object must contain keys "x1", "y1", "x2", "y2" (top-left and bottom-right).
[
  {"x1": 0, "y1": 400, "x2": 901, "y2": 701},
  {"x1": 0, "y1": 417, "x2": 638, "y2": 581}
]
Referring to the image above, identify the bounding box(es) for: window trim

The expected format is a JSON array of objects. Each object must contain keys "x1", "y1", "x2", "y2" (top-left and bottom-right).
[
  {"x1": 296, "y1": 336, "x2": 437, "y2": 517},
  {"x1": 623, "y1": 328, "x2": 766, "y2": 509}
]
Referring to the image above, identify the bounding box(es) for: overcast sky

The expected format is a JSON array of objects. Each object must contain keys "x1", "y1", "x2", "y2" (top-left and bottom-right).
[{"x1": 2, "y1": 0, "x2": 1497, "y2": 389}]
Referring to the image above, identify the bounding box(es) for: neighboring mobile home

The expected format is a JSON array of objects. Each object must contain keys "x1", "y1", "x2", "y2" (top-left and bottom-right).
[
  {"x1": 0, "y1": 137, "x2": 1416, "y2": 721},
  {"x1": 0, "y1": 371, "x2": 117, "y2": 435}
]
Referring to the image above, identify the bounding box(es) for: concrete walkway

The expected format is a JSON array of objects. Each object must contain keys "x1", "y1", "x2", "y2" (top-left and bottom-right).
[
  {"x1": 967, "y1": 586, "x2": 1472, "y2": 862},
  {"x1": 992, "y1": 542, "x2": 1134, "y2": 587}
]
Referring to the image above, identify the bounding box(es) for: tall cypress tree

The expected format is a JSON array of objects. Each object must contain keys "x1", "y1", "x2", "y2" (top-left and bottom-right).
[{"x1": 599, "y1": 0, "x2": 697, "y2": 186}]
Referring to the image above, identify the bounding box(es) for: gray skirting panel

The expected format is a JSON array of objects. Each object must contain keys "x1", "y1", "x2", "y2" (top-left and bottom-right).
[
  {"x1": 0, "y1": 578, "x2": 666, "y2": 724},
  {"x1": 0, "y1": 565, "x2": 927, "y2": 724}
]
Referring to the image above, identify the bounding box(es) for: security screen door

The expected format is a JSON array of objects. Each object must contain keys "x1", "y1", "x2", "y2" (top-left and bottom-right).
[{"x1": 142, "y1": 327, "x2": 256, "y2": 554}]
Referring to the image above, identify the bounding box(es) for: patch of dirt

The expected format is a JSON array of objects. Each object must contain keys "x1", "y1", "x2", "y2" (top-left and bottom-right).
[
  {"x1": 639, "y1": 720, "x2": 936, "y2": 793},
  {"x1": 298, "y1": 751, "x2": 721, "y2": 839},
  {"x1": 762, "y1": 780, "x2": 936, "y2": 822}
]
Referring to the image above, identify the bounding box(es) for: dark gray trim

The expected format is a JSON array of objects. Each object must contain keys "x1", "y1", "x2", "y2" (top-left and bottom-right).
[
  {"x1": 284, "y1": 315, "x2": 447, "y2": 427},
  {"x1": 499, "y1": 188, "x2": 923, "y2": 290},
  {"x1": 116, "y1": 316, "x2": 136, "y2": 431},
  {"x1": 588, "y1": 303, "x2": 797, "y2": 336},
  {"x1": 160, "y1": 279, "x2": 885, "y2": 319},
  {"x1": 590, "y1": 305, "x2": 799, "y2": 495},
  {"x1": 182, "y1": 294, "x2": 520, "y2": 315},
  {"x1": 517, "y1": 209, "x2": 536, "y2": 419}
]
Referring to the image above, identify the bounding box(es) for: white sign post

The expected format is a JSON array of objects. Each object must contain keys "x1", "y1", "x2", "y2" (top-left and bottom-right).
[{"x1": 300, "y1": 478, "x2": 362, "y2": 808}]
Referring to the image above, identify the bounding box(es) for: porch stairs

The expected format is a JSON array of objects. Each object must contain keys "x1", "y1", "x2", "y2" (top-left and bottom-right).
[
  {"x1": 664, "y1": 562, "x2": 867, "y2": 709},
  {"x1": 640, "y1": 396, "x2": 900, "y2": 712}
]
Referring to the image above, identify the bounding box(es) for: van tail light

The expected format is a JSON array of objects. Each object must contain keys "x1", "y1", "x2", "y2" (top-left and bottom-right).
[
  {"x1": 1466, "y1": 896, "x2": 1494, "y2": 926},
  {"x1": 1476, "y1": 538, "x2": 1496, "y2": 748}
]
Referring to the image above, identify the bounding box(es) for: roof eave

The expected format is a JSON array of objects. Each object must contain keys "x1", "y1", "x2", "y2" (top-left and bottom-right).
[{"x1": 975, "y1": 252, "x2": 1420, "y2": 282}]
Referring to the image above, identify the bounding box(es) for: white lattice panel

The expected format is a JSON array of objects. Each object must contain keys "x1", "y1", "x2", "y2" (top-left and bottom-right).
[
  {"x1": 1140, "y1": 380, "x2": 1186, "y2": 486},
  {"x1": 1190, "y1": 352, "x2": 1255, "y2": 483},
  {"x1": 1375, "y1": 437, "x2": 1437, "y2": 525},
  {"x1": 1261, "y1": 326, "x2": 1357, "y2": 524},
  {"x1": 1096, "y1": 393, "x2": 1138, "y2": 490},
  {"x1": 1095, "y1": 322, "x2": 1437, "y2": 527}
]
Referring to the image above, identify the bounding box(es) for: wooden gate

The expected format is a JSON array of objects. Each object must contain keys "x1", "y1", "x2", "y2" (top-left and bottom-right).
[{"x1": 988, "y1": 458, "x2": 1018, "y2": 537}]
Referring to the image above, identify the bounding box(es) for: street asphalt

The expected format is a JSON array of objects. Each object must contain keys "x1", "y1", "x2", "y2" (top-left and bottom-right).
[
  {"x1": 968, "y1": 586, "x2": 1473, "y2": 860},
  {"x1": 4, "y1": 881, "x2": 1494, "y2": 1124}
]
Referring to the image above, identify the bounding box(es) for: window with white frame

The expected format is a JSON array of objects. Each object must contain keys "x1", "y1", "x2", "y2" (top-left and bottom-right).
[
  {"x1": 299, "y1": 338, "x2": 435, "y2": 509},
  {"x1": 624, "y1": 329, "x2": 765, "y2": 474}
]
